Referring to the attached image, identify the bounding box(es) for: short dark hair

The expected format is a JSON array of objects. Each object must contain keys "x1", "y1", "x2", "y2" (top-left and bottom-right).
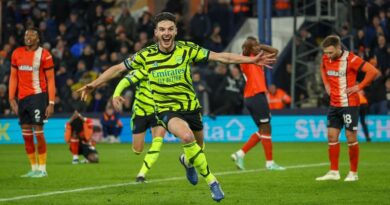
[
  {"x1": 25, "y1": 26, "x2": 42, "y2": 43},
  {"x1": 153, "y1": 12, "x2": 176, "y2": 28},
  {"x1": 70, "y1": 117, "x2": 84, "y2": 133},
  {"x1": 321, "y1": 35, "x2": 341, "y2": 48}
]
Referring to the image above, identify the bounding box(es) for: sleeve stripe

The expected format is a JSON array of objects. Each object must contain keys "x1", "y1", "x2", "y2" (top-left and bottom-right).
[
  {"x1": 204, "y1": 50, "x2": 210, "y2": 61},
  {"x1": 188, "y1": 47, "x2": 193, "y2": 58},
  {"x1": 44, "y1": 66, "x2": 54, "y2": 71},
  {"x1": 139, "y1": 69, "x2": 148, "y2": 76},
  {"x1": 133, "y1": 75, "x2": 141, "y2": 81},
  {"x1": 193, "y1": 48, "x2": 200, "y2": 61},
  {"x1": 357, "y1": 62, "x2": 366, "y2": 72},
  {"x1": 133, "y1": 59, "x2": 142, "y2": 66},
  {"x1": 125, "y1": 77, "x2": 134, "y2": 85},
  {"x1": 139, "y1": 53, "x2": 146, "y2": 61},
  {"x1": 124, "y1": 59, "x2": 132, "y2": 70}
]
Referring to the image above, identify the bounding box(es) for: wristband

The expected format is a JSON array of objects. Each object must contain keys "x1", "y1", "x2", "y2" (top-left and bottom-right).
[{"x1": 49, "y1": 101, "x2": 55, "y2": 105}]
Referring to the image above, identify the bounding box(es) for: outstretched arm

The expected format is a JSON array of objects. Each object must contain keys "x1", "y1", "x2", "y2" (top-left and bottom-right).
[
  {"x1": 208, "y1": 51, "x2": 276, "y2": 66},
  {"x1": 77, "y1": 62, "x2": 127, "y2": 101}
]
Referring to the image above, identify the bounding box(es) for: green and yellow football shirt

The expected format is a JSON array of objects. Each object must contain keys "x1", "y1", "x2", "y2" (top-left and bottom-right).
[
  {"x1": 123, "y1": 41, "x2": 209, "y2": 113},
  {"x1": 113, "y1": 69, "x2": 155, "y2": 116}
]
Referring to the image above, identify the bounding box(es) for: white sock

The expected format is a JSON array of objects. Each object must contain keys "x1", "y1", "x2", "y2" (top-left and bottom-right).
[
  {"x1": 73, "y1": 155, "x2": 79, "y2": 160},
  {"x1": 266, "y1": 160, "x2": 274, "y2": 167},
  {"x1": 38, "y1": 164, "x2": 46, "y2": 172},
  {"x1": 31, "y1": 164, "x2": 38, "y2": 171},
  {"x1": 236, "y1": 150, "x2": 245, "y2": 158}
]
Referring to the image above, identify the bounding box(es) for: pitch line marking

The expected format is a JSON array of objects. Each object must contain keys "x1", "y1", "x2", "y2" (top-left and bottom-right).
[{"x1": 0, "y1": 162, "x2": 327, "y2": 202}]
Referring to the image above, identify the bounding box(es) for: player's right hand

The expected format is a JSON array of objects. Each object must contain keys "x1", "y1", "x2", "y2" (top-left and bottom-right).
[
  {"x1": 253, "y1": 51, "x2": 276, "y2": 67},
  {"x1": 9, "y1": 99, "x2": 18, "y2": 115},
  {"x1": 112, "y1": 96, "x2": 125, "y2": 112},
  {"x1": 76, "y1": 84, "x2": 95, "y2": 102}
]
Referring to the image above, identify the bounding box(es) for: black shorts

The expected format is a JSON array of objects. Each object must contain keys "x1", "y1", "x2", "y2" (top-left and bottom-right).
[
  {"x1": 18, "y1": 93, "x2": 48, "y2": 125},
  {"x1": 327, "y1": 106, "x2": 359, "y2": 131},
  {"x1": 79, "y1": 142, "x2": 98, "y2": 159},
  {"x1": 131, "y1": 114, "x2": 158, "y2": 134},
  {"x1": 244, "y1": 93, "x2": 271, "y2": 126},
  {"x1": 157, "y1": 109, "x2": 203, "y2": 132}
]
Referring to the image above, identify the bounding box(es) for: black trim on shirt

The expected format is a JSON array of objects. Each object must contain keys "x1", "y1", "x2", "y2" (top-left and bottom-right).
[{"x1": 357, "y1": 62, "x2": 366, "y2": 72}]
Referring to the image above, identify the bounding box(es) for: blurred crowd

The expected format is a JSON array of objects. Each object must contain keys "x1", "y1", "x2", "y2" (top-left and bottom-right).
[
  {"x1": 349, "y1": 0, "x2": 390, "y2": 115},
  {"x1": 0, "y1": 0, "x2": 389, "y2": 116}
]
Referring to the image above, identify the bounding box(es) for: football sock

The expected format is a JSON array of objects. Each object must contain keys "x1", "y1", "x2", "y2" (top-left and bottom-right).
[
  {"x1": 181, "y1": 142, "x2": 206, "y2": 168},
  {"x1": 23, "y1": 129, "x2": 37, "y2": 170},
  {"x1": 261, "y1": 135, "x2": 273, "y2": 161},
  {"x1": 183, "y1": 141, "x2": 216, "y2": 185},
  {"x1": 348, "y1": 142, "x2": 359, "y2": 172},
  {"x1": 70, "y1": 139, "x2": 80, "y2": 155},
  {"x1": 35, "y1": 130, "x2": 47, "y2": 172},
  {"x1": 38, "y1": 164, "x2": 46, "y2": 172},
  {"x1": 138, "y1": 136, "x2": 163, "y2": 176},
  {"x1": 236, "y1": 149, "x2": 245, "y2": 158},
  {"x1": 328, "y1": 142, "x2": 340, "y2": 171},
  {"x1": 241, "y1": 132, "x2": 261, "y2": 153}
]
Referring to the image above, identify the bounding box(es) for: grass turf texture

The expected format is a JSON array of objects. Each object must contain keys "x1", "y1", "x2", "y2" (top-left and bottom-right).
[{"x1": 0, "y1": 142, "x2": 389, "y2": 204}]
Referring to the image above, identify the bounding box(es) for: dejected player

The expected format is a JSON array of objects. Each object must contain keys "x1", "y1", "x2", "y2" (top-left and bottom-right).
[
  {"x1": 8, "y1": 27, "x2": 55, "y2": 178},
  {"x1": 316, "y1": 35, "x2": 378, "y2": 182},
  {"x1": 65, "y1": 111, "x2": 99, "y2": 164}
]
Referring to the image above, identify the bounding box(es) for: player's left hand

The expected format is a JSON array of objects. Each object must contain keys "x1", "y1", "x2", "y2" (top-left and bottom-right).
[
  {"x1": 112, "y1": 96, "x2": 125, "y2": 112},
  {"x1": 346, "y1": 85, "x2": 360, "y2": 95},
  {"x1": 45, "y1": 104, "x2": 54, "y2": 119}
]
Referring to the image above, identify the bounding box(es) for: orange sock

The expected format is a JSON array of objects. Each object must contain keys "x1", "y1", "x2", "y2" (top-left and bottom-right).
[
  {"x1": 348, "y1": 142, "x2": 359, "y2": 172},
  {"x1": 27, "y1": 153, "x2": 37, "y2": 164},
  {"x1": 70, "y1": 139, "x2": 80, "y2": 155},
  {"x1": 261, "y1": 135, "x2": 273, "y2": 161},
  {"x1": 328, "y1": 142, "x2": 340, "y2": 171},
  {"x1": 241, "y1": 132, "x2": 261, "y2": 153},
  {"x1": 35, "y1": 131, "x2": 47, "y2": 167},
  {"x1": 23, "y1": 129, "x2": 36, "y2": 168}
]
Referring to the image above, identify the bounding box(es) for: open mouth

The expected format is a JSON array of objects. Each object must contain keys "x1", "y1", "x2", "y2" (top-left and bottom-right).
[{"x1": 162, "y1": 36, "x2": 171, "y2": 44}]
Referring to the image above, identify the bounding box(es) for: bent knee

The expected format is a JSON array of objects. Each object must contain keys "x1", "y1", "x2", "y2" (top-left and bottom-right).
[{"x1": 181, "y1": 133, "x2": 195, "y2": 144}]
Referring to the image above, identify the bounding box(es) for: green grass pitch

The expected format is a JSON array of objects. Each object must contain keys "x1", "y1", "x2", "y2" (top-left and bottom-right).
[{"x1": 0, "y1": 142, "x2": 389, "y2": 204}]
